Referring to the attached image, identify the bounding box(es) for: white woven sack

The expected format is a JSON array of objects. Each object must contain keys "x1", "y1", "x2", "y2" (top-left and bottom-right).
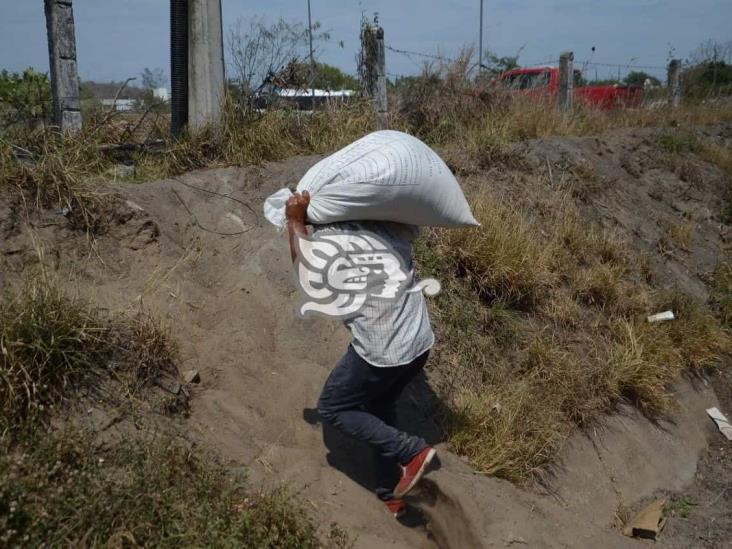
[{"x1": 263, "y1": 130, "x2": 478, "y2": 228}]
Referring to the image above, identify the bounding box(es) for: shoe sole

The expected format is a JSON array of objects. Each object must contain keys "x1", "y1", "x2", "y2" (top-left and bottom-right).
[{"x1": 393, "y1": 448, "x2": 436, "y2": 498}]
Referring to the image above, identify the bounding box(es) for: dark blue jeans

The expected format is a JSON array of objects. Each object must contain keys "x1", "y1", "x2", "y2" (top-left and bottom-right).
[{"x1": 317, "y1": 345, "x2": 430, "y2": 500}]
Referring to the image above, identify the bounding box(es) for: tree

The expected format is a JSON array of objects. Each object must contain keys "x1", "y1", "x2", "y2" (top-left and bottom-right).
[
  {"x1": 684, "y1": 39, "x2": 732, "y2": 97},
  {"x1": 689, "y1": 39, "x2": 732, "y2": 66},
  {"x1": 482, "y1": 52, "x2": 519, "y2": 76},
  {"x1": 228, "y1": 16, "x2": 330, "y2": 96},
  {"x1": 312, "y1": 63, "x2": 359, "y2": 90},
  {"x1": 271, "y1": 61, "x2": 359, "y2": 90},
  {"x1": 624, "y1": 71, "x2": 660, "y2": 87},
  {"x1": 141, "y1": 67, "x2": 166, "y2": 90},
  {"x1": 0, "y1": 68, "x2": 52, "y2": 125}
]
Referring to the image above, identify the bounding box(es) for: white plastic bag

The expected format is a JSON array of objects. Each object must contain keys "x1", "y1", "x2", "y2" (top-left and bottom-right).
[{"x1": 263, "y1": 130, "x2": 478, "y2": 228}]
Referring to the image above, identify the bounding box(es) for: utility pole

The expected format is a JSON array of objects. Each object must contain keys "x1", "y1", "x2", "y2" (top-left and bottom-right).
[
  {"x1": 558, "y1": 51, "x2": 574, "y2": 111},
  {"x1": 188, "y1": 0, "x2": 225, "y2": 129},
  {"x1": 307, "y1": 0, "x2": 316, "y2": 107},
  {"x1": 478, "y1": 0, "x2": 484, "y2": 74},
  {"x1": 44, "y1": 0, "x2": 82, "y2": 132}
]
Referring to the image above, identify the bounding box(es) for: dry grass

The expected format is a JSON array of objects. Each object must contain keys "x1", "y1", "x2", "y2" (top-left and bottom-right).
[
  {"x1": 418, "y1": 189, "x2": 730, "y2": 482},
  {"x1": 436, "y1": 197, "x2": 555, "y2": 308},
  {"x1": 713, "y1": 254, "x2": 732, "y2": 327},
  {"x1": 0, "y1": 98, "x2": 378, "y2": 234},
  {"x1": 666, "y1": 219, "x2": 695, "y2": 251},
  {"x1": 0, "y1": 130, "x2": 114, "y2": 233},
  {"x1": 394, "y1": 53, "x2": 732, "y2": 165},
  {"x1": 2, "y1": 82, "x2": 730, "y2": 235},
  {"x1": 421, "y1": 92, "x2": 732, "y2": 170},
  {"x1": 0, "y1": 276, "x2": 347, "y2": 546},
  {"x1": 447, "y1": 379, "x2": 571, "y2": 479},
  {"x1": 0, "y1": 277, "x2": 185, "y2": 435},
  {"x1": 130, "y1": 98, "x2": 377, "y2": 180},
  {"x1": 658, "y1": 127, "x2": 732, "y2": 179},
  {"x1": 657, "y1": 291, "x2": 731, "y2": 370},
  {"x1": 607, "y1": 320, "x2": 682, "y2": 415}
]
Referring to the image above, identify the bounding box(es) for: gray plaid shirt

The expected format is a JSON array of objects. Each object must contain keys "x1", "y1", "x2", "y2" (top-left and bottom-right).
[{"x1": 312, "y1": 221, "x2": 435, "y2": 367}]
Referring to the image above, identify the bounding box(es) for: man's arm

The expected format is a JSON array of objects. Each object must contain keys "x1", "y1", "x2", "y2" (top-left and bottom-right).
[{"x1": 285, "y1": 191, "x2": 310, "y2": 263}]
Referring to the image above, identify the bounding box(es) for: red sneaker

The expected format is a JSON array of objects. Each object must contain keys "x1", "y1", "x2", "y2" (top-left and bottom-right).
[
  {"x1": 393, "y1": 447, "x2": 436, "y2": 498},
  {"x1": 384, "y1": 498, "x2": 407, "y2": 519}
]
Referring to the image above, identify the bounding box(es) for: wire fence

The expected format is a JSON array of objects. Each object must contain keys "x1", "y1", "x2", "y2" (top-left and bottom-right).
[{"x1": 384, "y1": 43, "x2": 675, "y2": 82}]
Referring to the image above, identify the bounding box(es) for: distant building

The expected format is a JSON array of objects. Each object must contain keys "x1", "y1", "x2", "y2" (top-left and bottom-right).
[
  {"x1": 275, "y1": 88, "x2": 356, "y2": 98},
  {"x1": 268, "y1": 88, "x2": 356, "y2": 110},
  {"x1": 100, "y1": 98, "x2": 136, "y2": 112},
  {"x1": 153, "y1": 87, "x2": 169, "y2": 101}
]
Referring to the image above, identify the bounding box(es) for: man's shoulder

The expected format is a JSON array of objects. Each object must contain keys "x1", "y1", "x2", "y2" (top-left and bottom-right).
[{"x1": 313, "y1": 221, "x2": 419, "y2": 243}]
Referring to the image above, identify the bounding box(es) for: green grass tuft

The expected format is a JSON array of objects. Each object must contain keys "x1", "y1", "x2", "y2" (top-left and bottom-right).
[
  {"x1": 0, "y1": 431, "x2": 347, "y2": 548},
  {"x1": 0, "y1": 278, "x2": 184, "y2": 435}
]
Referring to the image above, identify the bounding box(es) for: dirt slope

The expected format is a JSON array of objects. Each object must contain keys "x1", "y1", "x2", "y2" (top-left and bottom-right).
[{"x1": 1, "y1": 126, "x2": 730, "y2": 548}]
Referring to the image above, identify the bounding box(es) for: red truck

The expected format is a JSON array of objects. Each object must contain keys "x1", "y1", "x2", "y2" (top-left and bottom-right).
[{"x1": 499, "y1": 67, "x2": 643, "y2": 109}]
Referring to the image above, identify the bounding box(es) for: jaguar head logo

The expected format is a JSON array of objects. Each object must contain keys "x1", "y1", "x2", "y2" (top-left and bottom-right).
[{"x1": 295, "y1": 231, "x2": 440, "y2": 318}]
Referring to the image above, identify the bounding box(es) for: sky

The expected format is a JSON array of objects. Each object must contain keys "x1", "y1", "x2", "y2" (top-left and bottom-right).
[{"x1": 1, "y1": 0, "x2": 731, "y2": 85}]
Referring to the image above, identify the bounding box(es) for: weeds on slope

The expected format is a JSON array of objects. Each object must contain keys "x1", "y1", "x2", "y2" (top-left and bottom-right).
[
  {"x1": 0, "y1": 431, "x2": 349, "y2": 548},
  {"x1": 417, "y1": 195, "x2": 730, "y2": 482},
  {"x1": 0, "y1": 99, "x2": 377, "y2": 232},
  {"x1": 0, "y1": 277, "x2": 350, "y2": 547},
  {"x1": 0, "y1": 276, "x2": 185, "y2": 435},
  {"x1": 394, "y1": 62, "x2": 732, "y2": 170},
  {"x1": 436, "y1": 197, "x2": 555, "y2": 308},
  {"x1": 138, "y1": 98, "x2": 377, "y2": 179},
  {"x1": 713, "y1": 254, "x2": 732, "y2": 327},
  {"x1": 658, "y1": 127, "x2": 732, "y2": 176},
  {"x1": 0, "y1": 129, "x2": 114, "y2": 233},
  {"x1": 3, "y1": 79, "x2": 731, "y2": 232}
]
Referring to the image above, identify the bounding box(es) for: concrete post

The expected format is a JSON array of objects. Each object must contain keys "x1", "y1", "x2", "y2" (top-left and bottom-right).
[
  {"x1": 668, "y1": 59, "x2": 681, "y2": 108},
  {"x1": 170, "y1": 0, "x2": 188, "y2": 137},
  {"x1": 360, "y1": 23, "x2": 388, "y2": 128},
  {"x1": 478, "y1": 0, "x2": 484, "y2": 74},
  {"x1": 374, "y1": 26, "x2": 387, "y2": 128},
  {"x1": 558, "y1": 51, "x2": 574, "y2": 111},
  {"x1": 188, "y1": 0, "x2": 225, "y2": 128},
  {"x1": 44, "y1": 0, "x2": 82, "y2": 132}
]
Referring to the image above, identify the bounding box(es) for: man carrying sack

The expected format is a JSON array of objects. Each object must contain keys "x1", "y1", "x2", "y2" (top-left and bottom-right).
[{"x1": 266, "y1": 130, "x2": 477, "y2": 519}]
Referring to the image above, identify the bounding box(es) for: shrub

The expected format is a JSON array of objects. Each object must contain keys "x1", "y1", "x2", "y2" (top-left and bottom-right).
[
  {"x1": 0, "y1": 278, "x2": 183, "y2": 434},
  {"x1": 435, "y1": 197, "x2": 555, "y2": 308},
  {"x1": 0, "y1": 69, "x2": 52, "y2": 127},
  {"x1": 418, "y1": 189, "x2": 729, "y2": 481},
  {"x1": 0, "y1": 431, "x2": 346, "y2": 548}
]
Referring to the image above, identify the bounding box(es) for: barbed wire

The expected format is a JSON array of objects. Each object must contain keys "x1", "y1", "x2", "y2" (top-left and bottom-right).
[
  {"x1": 385, "y1": 44, "x2": 675, "y2": 78},
  {"x1": 576, "y1": 60, "x2": 668, "y2": 72},
  {"x1": 385, "y1": 45, "x2": 457, "y2": 64},
  {"x1": 522, "y1": 57, "x2": 558, "y2": 67}
]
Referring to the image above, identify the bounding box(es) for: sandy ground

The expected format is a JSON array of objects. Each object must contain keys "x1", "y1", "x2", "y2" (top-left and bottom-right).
[
  {"x1": 1, "y1": 126, "x2": 730, "y2": 548},
  {"x1": 662, "y1": 368, "x2": 732, "y2": 548}
]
